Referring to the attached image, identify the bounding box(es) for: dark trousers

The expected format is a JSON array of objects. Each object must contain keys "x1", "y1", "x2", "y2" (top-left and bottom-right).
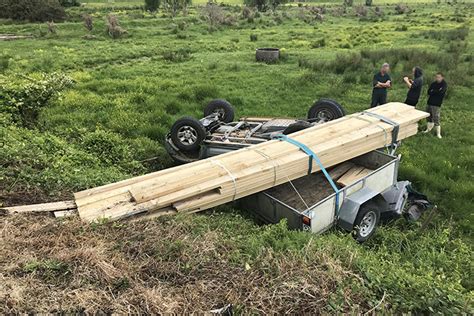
[
  {"x1": 404, "y1": 98, "x2": 418, "y2": 107},
  {"x1": 371, "y1": 91, "x2": 387, "y2": 108}
]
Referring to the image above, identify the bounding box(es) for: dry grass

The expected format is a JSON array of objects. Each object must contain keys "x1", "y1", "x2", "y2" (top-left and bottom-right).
[{"x1": 0, "y1": 213, "x2": 366, "y2": 313}]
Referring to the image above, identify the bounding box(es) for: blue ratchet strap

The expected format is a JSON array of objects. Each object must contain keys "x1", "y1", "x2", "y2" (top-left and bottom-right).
[
  {"x1": 362, "y1": 111, "x2": 400, "y2": 145},
  {"x1": 274, "y1": 134, "x2": 341, "y2": 215}
]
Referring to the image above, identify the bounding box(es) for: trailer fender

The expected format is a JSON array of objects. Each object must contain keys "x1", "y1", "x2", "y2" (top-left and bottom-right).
[{"x1": 337, "y1": 187, "x2": 388, "y2": 231}]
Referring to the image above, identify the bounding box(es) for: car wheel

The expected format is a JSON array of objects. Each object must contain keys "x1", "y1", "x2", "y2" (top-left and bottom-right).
[
  {"x1": 352, "y1": 202, "x2": 380, "y2": 243},
  {"x1": 282, "y1": 121, "x2": 312, "y2": 135},
  {"x1": 170, "y1": 116, "x2": 206, "y2": 152},
  {"x1": 307, "y1": 98, "x2": 345, "y2": 123},
  {"x1": 204, "y1": 99, "x2": 235, "y2": 123}
]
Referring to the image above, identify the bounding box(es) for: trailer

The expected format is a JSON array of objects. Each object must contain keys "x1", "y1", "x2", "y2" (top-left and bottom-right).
[{"x1": 239, "y1": 150, "x2": 429, "y2": 242}]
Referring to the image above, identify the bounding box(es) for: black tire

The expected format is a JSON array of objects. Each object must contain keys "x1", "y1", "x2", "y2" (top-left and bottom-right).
[
  {"x1": 282, "y1": 121, "x2": 312, "y2": 135},
  {"x1": 352, "y1": 202, "x2": 380, "y2": 243},
  {"x1": 204, "y1": 99, "x2": 235, "y2": 123},
  {"x1": 307, "y1": 98, "x2": 345, "y2": 122},
  {"x1": 170, "y1": 116, "x2": 206, "y2": 152}
]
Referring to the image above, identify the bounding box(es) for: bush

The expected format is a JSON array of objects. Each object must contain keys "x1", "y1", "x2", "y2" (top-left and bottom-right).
[
  {"x1": 106, "y1": 14, "x2": 128, "y2": 39},
  {"x1": 145, "y1": 0, "x2": 160, "y2": 12},
  {"x1": 0, "y1": 73, "x2": 74, "y2": 128},
  {"x1": 0, "y1": 126, "x2": 142, "y2": 195},
  {"x1": 162, "y1": 47, "x2": 193, "y2": 62},
  {"x1": 299, "y1": 52, "x2": 363, "y2": 74},
  {"x1": 59, "y1": 0, "x2": 80, "y2": 7},
  {"x1": 201, "y1": 3, "x2": 225, "y2": 28},
  {"x1": 162, "y1": 0, "x2": 191, "y2": 17},
  {"x1": 242, "y1": 6, "x2": 253, "y2": 19},
  {"x1": 354, "y1": 5, "x2": 368, "y2": 17},
  {"x1": 0, "y1": 0, "x2": 66, "y2": 22},
  {"x1": 244, "y1": 0, "x2": 287, "y2": 12},
  {"x1": 311, "y1": 38, "x2": 326, "y2": 48},
  {"x1": 250, "y1": 34, "x2": 258, "y2": 41},
  {"x1": 83, "y1": 14, "x2": 93, "y2": 32},
  {"x1": 395, "y1": 3, "x2": 410, "y2": 14},
  {"x1": 81, "y1": 129, "x2": 143, "y2": 171}
]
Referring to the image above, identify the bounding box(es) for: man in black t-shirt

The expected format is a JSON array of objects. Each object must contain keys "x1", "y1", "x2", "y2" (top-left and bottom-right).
[
  {"x1": 371, "y1": 63, "x2": 392, "y2": 108},
  {"x1": 403, "y1": 66, "x2": 423, "y2": 106},
  {"x1": 423, "y1": 72, "x2": 448, "y2": 139}
]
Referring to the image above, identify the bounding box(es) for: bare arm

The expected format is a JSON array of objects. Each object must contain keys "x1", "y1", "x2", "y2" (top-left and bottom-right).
[{"x1": 403, "y1": 77, "x2": 412, "y2": 88}]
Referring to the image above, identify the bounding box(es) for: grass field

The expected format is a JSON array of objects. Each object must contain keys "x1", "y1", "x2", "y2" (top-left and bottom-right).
[{"x1": 1, "y1": 0, "x2": 473, "y2": 313}]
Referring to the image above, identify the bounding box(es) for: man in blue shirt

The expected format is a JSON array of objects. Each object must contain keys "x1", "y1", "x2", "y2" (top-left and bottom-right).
[{"x1": 371, "y1": 63, "x2": 392, "y2": 108}]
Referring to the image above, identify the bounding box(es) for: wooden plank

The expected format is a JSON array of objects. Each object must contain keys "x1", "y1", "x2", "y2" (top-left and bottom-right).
[
  {"x1": 337, "y1": 166, "x2": 374, "y2": 187},
  {"x1": 74, "y1": 104, "x2": 428, "y2": 222},
  {"x1": 1, "y1": 200, "x2": 77, "y2": 214}
]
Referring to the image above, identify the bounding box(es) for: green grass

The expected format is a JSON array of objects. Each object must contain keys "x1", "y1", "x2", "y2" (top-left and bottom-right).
[{"x1": 0, "y1": 0, "x2": 473, "y2": 313}]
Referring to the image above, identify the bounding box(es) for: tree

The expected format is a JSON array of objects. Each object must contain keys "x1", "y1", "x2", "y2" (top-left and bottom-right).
[
  {"x1": 244, "y1": 0, "x2": 287, "y2": 12},
  {"x1": 0, "y1": 0, "x2": 66, "y2": 22},
  {"x1": 59, "y1": 0, "x2": 80, "y2": 7},
  {"x1": 144, "y1": 0, "x2": 160, "y2": 12}
]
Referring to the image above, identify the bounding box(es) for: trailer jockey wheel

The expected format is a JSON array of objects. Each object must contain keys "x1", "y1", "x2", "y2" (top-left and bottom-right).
[
  {"x1": 204, "y1": 99, "x2": 235, "y2": 123},
  {"x1": 170, "y1": 116, "x2": 206, "y2": 151},
  {"x1": 307, "y1": 98, "x2": 345, "y2": 123},
  {"x1": 352, "y1": 202, "x2": 380, "y2": 243}
]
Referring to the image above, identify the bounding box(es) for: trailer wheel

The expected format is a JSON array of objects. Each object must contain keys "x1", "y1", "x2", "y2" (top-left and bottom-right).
[
  {"x1": 204, "y1": 99, "x2": 235, "y2": 123},
  {"x1": 282, "y1": 121, "x2": 312, "y2": 135},
  {"x1": 170, "y1": 117, "x2": 206, "y2": 152},
  {"x1": 307, "y1": 99, "x2": 345, "y2": 123},
  {"x1": 352, "y1": 202, "x2": 380, "y2": 243}
]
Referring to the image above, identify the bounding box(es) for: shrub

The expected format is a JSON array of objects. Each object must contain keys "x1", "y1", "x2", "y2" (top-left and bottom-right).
[
  {"x1": 311, "y1": 38, "x2": 326, "y2": 48},
  {"x1": 0, "y1": 126, "x2": 141, "y2": 195},
  {"x1": 0, "y1": 0, "x2": 66, "y2": 22},
  {"x1": 395, "y1": 3, "x2": 410, "y2": 14},
  {"x1": 244, "y1": 0, "x2": 287, "y2": 12},
  {"x1": 250, "y1": 34, "x2": 258, "y2": 41},
  {"x1": 421, "y1": 26, "x2": 469, "y2": 41},
  {"x1": 106, "y1": 14, "x2": 128, "y2": 39},
  {"x1": 0, "y1": 53, "x2": 11, "y2": 73},
  {"x1": 162, "y1": 47, "x2": 193, "y2": 62},
  {"x1": 201, "y1": 3, "x2": 225, "y2": 28},
  {"x1": 193, "y1": 85, "x2": 219, "y2": 101},
  {"x1": 242, "y1": 6, "x2": 253, "y2": 19},
  {"x1": 162, "y1": 0, "x2": 191, "y2": 17},
  {"x1": 279, "y1": 48, "x2": 289, "y2": 61},
  {"x1": 47, "y1": 21, "x2": 57, "y2": 34},
  {"x1": 298, "y1": 52, "x2": 363, "y2": 74},
  {"x1": 374, "y1": 6, "x2": 383, "y2": 16},
  {"x1": 145, "y1": 0, "x2": 160, "y2": 12},
  {"x1": 59, "y1": 0, "x2": 80, "y2": 7},
  {"x1": 354, "y1": 5, "x2": 368, "y2": 17},
  {"x1": 81, "y1": 129, "x2": 142, "y2": 170},
  {"x1": 0, "y1": 73, "x2": 74, "y2": 128},
  {"x1": 83, "y1": 14, "x2": 93, "y2": 32}
]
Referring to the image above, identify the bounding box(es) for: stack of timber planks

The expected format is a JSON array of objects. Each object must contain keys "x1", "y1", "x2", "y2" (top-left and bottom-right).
[{"x1": 74, "y1": 103, "x2": 429, "y2": 222}]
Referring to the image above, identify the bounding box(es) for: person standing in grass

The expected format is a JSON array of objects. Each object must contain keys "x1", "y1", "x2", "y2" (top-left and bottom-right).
[
  {"x1": 403, "y1": 66, "x2": 424, "y2": 106},
  {"x1": 424, "y1": 72, "x2": 447, "y2": 139},
  {"x1": 371, "y1": 63, "x2": 392, "y2": 107}
]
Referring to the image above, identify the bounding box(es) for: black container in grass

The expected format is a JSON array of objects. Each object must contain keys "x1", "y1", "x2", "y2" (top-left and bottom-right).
[{"x1": 256, "y1": 48, "x2": 280, "y2": 63}]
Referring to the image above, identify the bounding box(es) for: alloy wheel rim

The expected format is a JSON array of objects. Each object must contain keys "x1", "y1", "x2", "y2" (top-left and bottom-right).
[{"x1": 177, "y1": 126, "x2": 198, "y2": 145}]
